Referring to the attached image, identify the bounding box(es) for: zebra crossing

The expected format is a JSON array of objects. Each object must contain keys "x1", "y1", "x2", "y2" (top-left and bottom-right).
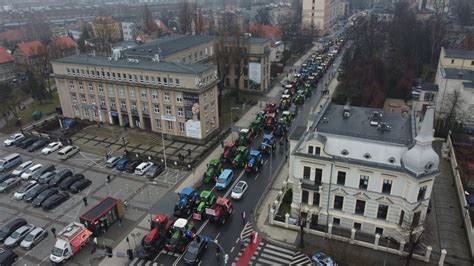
[
  {"x1": 235, "y1": 222, "x2": 312, "y2": 265},
  {"x1": 128, "y1": 257, "x2": 158, "y2": 266}
]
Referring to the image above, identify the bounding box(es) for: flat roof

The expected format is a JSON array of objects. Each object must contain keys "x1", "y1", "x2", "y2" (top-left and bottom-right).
[
  {"x1": 315, "y1": 104, "x2": 413, "y2": 145},
  {"x1": 80, "y1": 197, "x2": 119, "y2": 222},
  {"x1": 53, "y1": 55, "x2": 214, "y2": 75},
  {"x1": 124, "y1": 35, "x2": 215, "y2": 58},
  {"x1": 444, "y1": 48, "x2": 474, "y2": 60}
]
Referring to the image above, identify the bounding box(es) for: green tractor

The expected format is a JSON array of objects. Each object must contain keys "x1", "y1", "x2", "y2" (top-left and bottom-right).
[
  {"x1": 192, "y1": 190, "x2": 217, "y2": 221},
  {"x1": 236, "y1": 128, "x2": 254, "y2": 147},
  {"x1": 203, "y1": 159, "x2": 223, "y2": 183},
  {"x1": 294, "y1": 90, "x2": 305, "y2": 105},
  {"x1": 232, "y1": 146, "x2": 249, "y2": 168},
  {"x1": 249, "y1": 120, "x2": 262, "y2": 136},
  {"x1": 303, "y1": 86, "x2": 312, "y2": 98}
]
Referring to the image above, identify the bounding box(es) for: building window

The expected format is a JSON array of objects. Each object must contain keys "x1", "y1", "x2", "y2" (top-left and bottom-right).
[
  {"x1": 110, "y1": 101, "x2": 116, "y2": 108},
  {"x1": 177, "y1": 107, "x2": 184, "y2": 117},
  {"x1": 154, "y1": 104, "x2": 160, "y2": 113},
  {"x1": 71, "y1": 93, "x2": 77, "y2": 102},
  {"x1": 303, "y1": 166, "x2": 311, "y2": 180},
  {"x1": 417, "y1": 186, "x2": 427, "y2": 201},
  {"x1": 333, "y1": 218, "x2": 340, "y2": 225},
  {"x1": 119, "y1": 87, "x2": 124, "y2": 96},
  {"x1": 156, "y1": 119, "x2": 161, "y2": 129},
  {"x1": 179, "y1": 122, "x2": 185, "y2": 132},
  {"x1": 399, "y1": 210, "x2": 405, "y2": 226},
  {"x1": 175, "y1": 79, "x2": 180, "y2": 86},
  {"x1": 108, "y1": 86, "x2": 114, "y2": 96},
  {"x1": 315, "y1": 168, "x2": 322, "y2": 184},
  {"x1": 165, "y1": 105, "x2": 172, "y2": 115},
  {"x1": 313, "y1": 192, "x2": 320, "y2": 206},
  {"x1": 121, "y1": 100, "x2": 126, "y2": 109},
  {"x1": 382, "y1": 179, "x2": 392, "y2": 194},
  {"x1": 130, "y1": 89, "x2": 135, "y2": 98},
  {"x1": 141, "y1": 90, "x2": 147, "y2": 98},
  {"x1": 163, "y1": 78, "x2": 168, "y2": 85},
  {"x1": 377, "y1": 204, "x2": 389, "y2": 220},
  {"x1": 355, "y1": 200, "x2": 365, "y2": 215},
  {"x1": 375, "y1": 227, "x2": 384, "y2": 235},
  {"x1": 152, "y1": 90, "x2": 158, "y2": 99},
  {"x1": 308, "y1": 146, "x2": 314, "y2": 154},
  {"x1": 167, "y1": 121, "x2": 173, "y2": 130},
  {"x1": 354, "y1": 222, "x2": 362, "y2": 230},
  {"x1": 334, "y1": 196, "x2": 344, "y2": 210},
  {"x1": 176, "y1": 93, "x2": 183, "y2": 103},
  {"x1": 69, "y1": 80, "x2": 75, "y2": 89},
  {"x1": 73, "y1": 106, "x2": 79, "y2": 116},
  {"x1": 164, "y1": 92, "x2": 170, "y2": 101},
  {"x1": 412, "y1": 211, "x2": 421, "y2": 226},
  {"x1": 98, "y1": 84, "x2": 104, "y2": 93},
  {"x1": 359, "y1": 175, "x2": 369, "y2": 190},
  {"x1": 302, "y1": 190, "x2": 309, "y2": 203},
  {"x1": 169, "y1": 78, "x2": 173, "y2": 86},
  {"x1": 157, "y1": 77, "x2": 161, "y2": 84},
  {"x1": 471, "y1": 60, "x2": 474, "y2": 66},
  {"x1": 315, "y1": 147, "x2": 321, "y2": 155},
  {"x1": 337, "y1": 171, "x2": 346, "y2": 185},
  {"x1": 424, "y1": 93, "x2": 434, "y2": 102},
  {"x1": 451, "y1": 59, "x2": 455, "y2": 64},
  {"x1": 131, "y1": 102, "x2": 137, "y2": 111},
  {"x1": 143, "y1": 103, "x2": 148, "y2": 113},
  {"x1": 100, "y1": 97, "x2": 105, "y2": 107},
  {"x1": 81, "y1": 94, "x2": 86, "y2": 103}
]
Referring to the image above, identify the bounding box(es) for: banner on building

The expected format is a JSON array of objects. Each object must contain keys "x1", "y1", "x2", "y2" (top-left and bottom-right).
[
  {"x1": 248, "y1": 57, "x2": 261, "y2": 90},
  {"x1": 183, "y1": 93, "x2": 202, "y2": 139}
]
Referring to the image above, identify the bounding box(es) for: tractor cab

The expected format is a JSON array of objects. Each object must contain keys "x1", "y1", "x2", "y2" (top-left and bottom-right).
[
  {"x1": 165, "y1": 218, "x2": 196, "y2": 253},
  {"x1": 264, "y1": 113, "x2": 276, "y2": 130},
  {"x1": 232, "y1": 146, "x2": 249, "y2": 168},
  {"x1": 236, "y1": 128, "x2": 254, "y2": 146},
  {"x1": 221, "y1": 142, "x2": 237, "y2": 163},
  {"x1": 280, "y1": 94, "x2": 291, "y2": 111},
  {"x1": 260, "y1": 134, "x2": 276, "y2": 154},
  {"x1": 265, "y1": 103, "x2": 277, "y2": 114},
  {"x1": 174, "y1": 187, "x2": 199, "y2": 218},
  {"x1": 245, "y1": 150, "x2": 264, "y2": 173},
  {"x1": 203, "y1": 159, "x2": 223, "y2": 183},
  {"x1": 193, "y1": 190, "x2": 217, "y2": 220}
]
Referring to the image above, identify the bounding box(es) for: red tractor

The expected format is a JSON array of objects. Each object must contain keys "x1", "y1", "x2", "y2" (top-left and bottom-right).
[
  {"x1": 220, "y1": 142, "x2": 237, "y2": 164},
  {"x1": 264, "y1": 113, "x2": 277, "y2": 130},
  {"x1": 137, "y1": 214, "x2": 174, "y2": 259},
  {"x1": 265, "y1": 103, "x2": 277, "y2": 114},
  {"x1": 206, "y1": 197, "x2": 234, "y2": 225}
]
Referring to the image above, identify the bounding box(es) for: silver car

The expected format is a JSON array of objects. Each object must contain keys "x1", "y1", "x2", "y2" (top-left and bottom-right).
[
  {"x1": 0, "y1": 177, "x2": 21, "y2": 193},
  {"x1": 13, "y1": 181, "x2": 38, "y2": 200},
  {"x1": 20, "y1": 227, "x2": 48, "y2": 249},
  {"x1": 3, "y1": 224, "x2": 34, "y2": 248}
]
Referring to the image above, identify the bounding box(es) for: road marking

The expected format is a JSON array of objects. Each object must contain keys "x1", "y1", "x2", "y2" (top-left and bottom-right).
[
  {"x1": 235, "y1": 237, "x2": 240, "y2": 244},
  {"x1": 215, "y1": 232, "x2": 221, "y2": 240},
  {"x1": 264, "y1": 160, "x2": 268, "y2": 165},
  {"x1": 230, "y1": 246, "x2": 235, "y2": 253},
  {"x1": 254, "y1": 174, "x2": 259, "y2": 180}
]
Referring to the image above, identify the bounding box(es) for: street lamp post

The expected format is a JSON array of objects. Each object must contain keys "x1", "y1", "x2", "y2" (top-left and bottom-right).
[
  {"x1": 188, "y1": 164, "x2": 195, "y2": 186},
  {"x1": 230, "y1": 107, "x2": 240, "y2": 143},
  {"x1": 161, "y1": 130, "x2": 167, "y2": 169}
]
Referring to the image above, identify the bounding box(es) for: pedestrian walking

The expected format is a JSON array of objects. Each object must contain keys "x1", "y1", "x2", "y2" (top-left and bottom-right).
[
  {"x1": 51, "y1": 227, "x2": 56, "y2": 238},
  {"x1": 240, "y1": 238, "x2": 245, "y2": 250},
  {"x1": 82, "y1": 196, "x2": 88, "y2": 206},
  {"x1": 91, "y1": 237, "x2": 98, "y2": 254},
  {"x1": 241, "y1": 211, "x2": 246, "y2": 226},
  {"x1": 106, "y1": 175, "x2": 111, "y2": 183}
]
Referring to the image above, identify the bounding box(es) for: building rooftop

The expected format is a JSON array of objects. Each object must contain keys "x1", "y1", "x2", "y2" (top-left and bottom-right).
[
  {"x1": 444, "y1": 48, "x2": 474, "y2": 60},
  {"x1": 16, "y1": 40, "x2": 47, "y2": 57},
  {"x1": 248, "y1": 37, "x2": 269, "y2": 44},
  {"x1": 124, "y1": 35, "x2": 215, "y2": 59},
  {"x1": 444, "y1": 67, "x2": 474, "y2": 81},
  {"x1": 53, "y1": 55, "x2": 214, "y2": 75},
  {"x1": 315, "y1": 104, "x2": 413, "y2": 145},
  {"x1": 0, "y1": 47, "x2": 14, "y2": 64}
]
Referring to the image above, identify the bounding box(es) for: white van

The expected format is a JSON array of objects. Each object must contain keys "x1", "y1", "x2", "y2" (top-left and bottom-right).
[
  {"x1": 58, "y1": 146, "x2": 80, "y2": 160},
  {"x1": 0, "y1": 153, "x2": 22, "y2": 172},
  {"x1": 134, "y1": 162, "x2": 153, "y2": 176}
]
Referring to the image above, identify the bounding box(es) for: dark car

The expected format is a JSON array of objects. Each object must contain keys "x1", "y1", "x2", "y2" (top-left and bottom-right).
[
  {"x1": 37, "y1": 172, "x2": 56, "y2": 184},
  {"x1": 31, "y1": 164, "x2": 55, "y2": 180},
  {"x1": 0, "y1": 173, "x2": 14, "y2": 183},
  {"x1": 42, "y1": 191, "x2": 69, "y2": 210},
  {"x1": 145, "y1": 164, "x2": 165, "y2": 179},
  {"x1": 27, "y1": 139, "x2": 49, "y2": 152},
  {"x1": 18, "y1": 138, "x2": 36, "y2": 149},
  {"x1": 32, "y1": 189, "x2": 58, "y2": 208},
  {"x1": 125, "y1": 160, "x2": 142, "y2": 173},
  {"x1": 183, "y1": 236, "x2": 209, "y2": 264},
  {"x1": 48, "y1": 169, "x2": 73, "y2": 187},
  {"x1": 59, "y1": 174, "x2": 84, "y2": 190},
  {"x1": 0, "y1": 218, "x2": 27, "y2": 243},
  {"x1": 0, "y1": 248, "x2": 18, "y2": 265},
  {"x1": 23, "y1": 184, "x2": 50, "y2": 202},
  {"x1": 69, "y1": 179, "x2": 92, "y2": 194}
]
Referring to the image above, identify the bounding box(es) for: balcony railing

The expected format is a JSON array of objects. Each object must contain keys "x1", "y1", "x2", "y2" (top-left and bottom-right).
[{"x1": 301, "y1": 178, "x2": 321, "y2": 191}]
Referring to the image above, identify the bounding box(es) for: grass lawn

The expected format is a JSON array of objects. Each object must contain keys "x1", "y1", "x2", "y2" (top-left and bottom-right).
[
  {"x1": 276, "y1": 189, "x2": 293, "y2": 221},
  {"x1": 1, "y1": 92, "x2": 60, "y2": 134}
]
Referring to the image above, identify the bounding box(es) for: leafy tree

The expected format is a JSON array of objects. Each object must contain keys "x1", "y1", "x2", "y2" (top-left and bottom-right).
[
  {"x1": 143, "y1": 5, "x2": 159, "y2": 34},
  {"x1": 26, "y1": 70, "x2": 49, "y2": 102},
  {"x1": 0, "y1": 82, "x2": 24, "y2": 121},
  {"x1": 455, "y1": 0, "x2": 472, "y2": 26}
]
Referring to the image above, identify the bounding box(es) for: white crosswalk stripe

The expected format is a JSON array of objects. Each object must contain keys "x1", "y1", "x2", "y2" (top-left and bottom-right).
[
  {"x1": 291, "y1": 252, "x2": 312, "y2": 265},
  {"x1": 128, "y1": 257, "x2": 160, "y2": 266}
]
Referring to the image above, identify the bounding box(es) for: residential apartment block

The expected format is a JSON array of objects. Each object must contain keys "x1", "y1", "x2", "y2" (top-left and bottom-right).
[
  {"x1": 288, "y1": 100, "x2": 439, "y2": 243},
  {"x1": 302, "y1": 0, "x2": 342, "y2": 35},
  {"x1": 51, "y1": 55, "x2": 219, "y2": 140},
  {"x1": 435, "y1": 47, "x2": 474, "y2": 128},
  {"x1": 0, "y1": 47, "x2": 16, "y2": 83}
]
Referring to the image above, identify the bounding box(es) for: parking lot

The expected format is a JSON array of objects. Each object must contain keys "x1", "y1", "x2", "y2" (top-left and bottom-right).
[{"x1": 0, "y1": 134, "x2": 187, "y2": 265}]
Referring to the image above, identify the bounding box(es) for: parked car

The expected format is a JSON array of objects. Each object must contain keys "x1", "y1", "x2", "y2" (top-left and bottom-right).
[
  {"x1": 69, "y1": 179, "x2": 92, "y2": 194},
  {"x1": 20, "y1": 227, "x2": 48, "y2": 249},
  {"x1": 135, "y1": 162, "x2": 153, "y2": 175},
  {"x1": 32, "y1": 189, "x2": 58, "y2": 208},
  {"x1": 27, "y1": 139, "x2": 49, "y2": 152},
  {"x1": 23, "y1": 183, "x2": 50, "y2": 202},
  {"x1": 145, "y1": 163, "x2": 165, "y2": 179},
  {"x1": 12, "y1": 161, "x2": 34, "y2": 176},
  {"x1": 13, "y1": 181, "x2": 38, "y2": 200},
  {"x1": 125, "y1": 159, "x2": 142, "y2": 173},
  {"x1": 115, "y1": 158, "x2": 130, "y2": 171},
  {"x1": 105, "y1": 156, "x2": 120, "y2": 168},
  {"x1": 41, "y1": 142, "x2": 62, "y2": 155},
  {"x1": 42, "y1": 191, "x2": 70, "y2": 210},
  {"x1": 0, "y1": 178, "x2": 21, "y2": 193},
  {"x1": 57, "y1": 145, "x2": 80, "y2": 160},
  {"x1": 17, "y1": 138, "x2": 36, "y2": 149},
  {"x1": 231, "y1": 181, "x2": 248, "y2": 200},
  {"x1": 38, "y1": 171, "x2": 56, "y2": 184},
  {"x1": 0, "y1": 173, "x2": 14, "y2": 183},
  {"x1": 59, "y1": 174, "x2": 84, "y2": 190},
  {"x1": 31, "y1": 164, "x2": 55, "y2": 180},
  {"x1": 0, "y1": 218, "x2": 27, "y2": 243},
  {"x1": 0, "y1": 248, "x2": 18, "y2": 265},
  {"x1": 4, "y1": 133, "x2": 24, "y2": 146},
  {"x1": 20, "y1": 164, "x2": 43, "y2": 180},
  {"x1": 48, "y1": 169, "x2": 73, "y2": 187},
  {"x1": 3, "y1": 224, "x2": 34, "y2": 248},
  {"x1": 0, "y1": 153, "x2": 22, "y2": 172},
  {"x1": 311, "y1": 252, "x2": 336, "y2": 266}
]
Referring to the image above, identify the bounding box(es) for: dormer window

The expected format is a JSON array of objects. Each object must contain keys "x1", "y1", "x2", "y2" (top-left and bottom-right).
[
  {"x1": 388, "y1": 157, "x2": 396, "y2": 164},
  {"x1": 363, "y1": 153, "x2": 371, "y2": 159},
  {"x1": 341, "y1": 149, "x2": 349, "y2": 156},
  {"x1": 308, "y1": 146, "x2": 314, "y2": 154},
  {"x1": 424, "y1": 161, "x2": 434, "y2": 171}
]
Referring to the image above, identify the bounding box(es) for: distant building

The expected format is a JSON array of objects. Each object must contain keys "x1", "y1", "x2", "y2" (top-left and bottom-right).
[
  {"x1": 302, "y1": 0, "x2": 340, "y2": 35},
  {"x1": 289, "y1": 99, "x2": 439, "y2": 243},
  {"x1": 0, "y1": 28, "x2": 28, "y2": 49},
  {"x1": 13, "y1": 40, "x2": 47, "y2": 72},
  {"x1": 51, "y1": 55, "x2": 219, "y2": 140},
  {"x1": 51, "y1": 36, "x2": 78, "y2": 59},
  {"x1": 0, "y1": 47, "x2": 16, "y2": 83},
  {"x1": 435, "y1": 47, "x2": 474, "y2": 128},
  {"x1": 417, "y1": 0, "x2": 449, "y2": 13},
  {"x1": 121, "y1": 22, "x2": 136, "y2": 41},
  {"x1": 409, "y1": 80, "x2": 438, "y2": 120}
]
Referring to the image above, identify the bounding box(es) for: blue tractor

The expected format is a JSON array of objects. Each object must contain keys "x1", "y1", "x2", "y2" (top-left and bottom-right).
[
  {"x1": 260, "y1": 134, "x2": 276, "y2": 154},
  {"x1": 174, "y1": 187, "x2": 199, "y2": 218},
  {"x1": 245, "y1": 150, "x2": 264, "y2": 173}
]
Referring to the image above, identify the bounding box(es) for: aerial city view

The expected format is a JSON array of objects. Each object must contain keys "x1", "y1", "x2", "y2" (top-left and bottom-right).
[{"x1": 0, "y1": 0, "x2": 473, "y2": 265}]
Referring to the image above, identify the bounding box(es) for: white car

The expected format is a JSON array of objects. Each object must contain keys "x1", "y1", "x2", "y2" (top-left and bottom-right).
[
  {"x1": 134, "y1": 162, "x2": 154, "y2": 176},
  {"x1": 4, "y1": 133, "x2": 24, "y2": 146},
  {"x1": 41, "y1": 142, "x2": 63, "y2": 155},
  {"x1": 20, "y1": 164, "x2": 43, "y2": 180},
  {"x1": 12, "y1": 161, "x2": 34, "y2": 176},
  {"x1": 13, "y1": 181, "x2": 38, "y2": 200},
  {"x1": 231, "y1": 181, "x2": 248, "y2": 200}
]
